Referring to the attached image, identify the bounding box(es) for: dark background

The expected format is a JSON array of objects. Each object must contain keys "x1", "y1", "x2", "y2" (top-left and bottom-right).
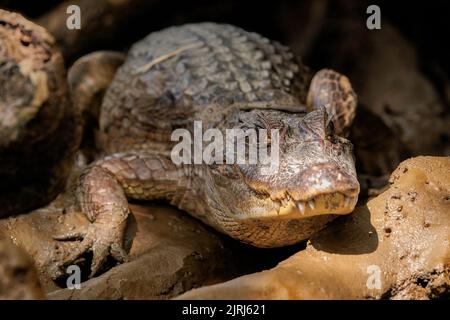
[{"x1": 1, "y1": 0, "x2": 448, "y2": 74}]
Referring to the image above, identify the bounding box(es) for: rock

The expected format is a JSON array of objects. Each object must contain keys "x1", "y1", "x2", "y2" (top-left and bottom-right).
[
  {"x1": 0, "y1": 238, "x2": 45, "y2": 299},
  {"x1": 0, "y1": 191, "x2": 298, "y2": 299},
  {"x1": 350, "y1": 105, "x2": 408, "y2": 176},
  {"x1": 350, "y1": 24, "x2": 450, "y2": 157},
  {"x1": 47, "y1": 204, "x2": 251, "y2": 299},
  {"x1": 0, "y1": 9, "x2": 80, "y2": 217},
  {"x1": 0, "y1": 194, "x2": 81, "y2": 293},
  {"x1": 351, "y1": 104, "x2": 409, "y2": 196},
  {"x1": 177, "y1": 156, "x2": 450, "y2": 299},
  {"x1": 37, "y1": 0, "x2": 162, "y2": 63}
]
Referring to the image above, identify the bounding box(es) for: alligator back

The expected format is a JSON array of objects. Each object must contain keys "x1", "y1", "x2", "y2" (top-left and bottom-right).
[{"x1": 99, "y1": 23, "x2": 310, "y2": 153}]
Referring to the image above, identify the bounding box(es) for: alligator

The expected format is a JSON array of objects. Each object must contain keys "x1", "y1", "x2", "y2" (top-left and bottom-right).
[
  {"x1": 59, "y1": 22, "x2": 360, "y2": 276},
  {"x1": 0, "y1": 16, "x2": 359, "y2": 277}
]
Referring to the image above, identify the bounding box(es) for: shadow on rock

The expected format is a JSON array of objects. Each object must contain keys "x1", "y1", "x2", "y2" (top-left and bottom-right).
[{"x1": 311, "y1": 205, "x2": 378, "y2": 255}]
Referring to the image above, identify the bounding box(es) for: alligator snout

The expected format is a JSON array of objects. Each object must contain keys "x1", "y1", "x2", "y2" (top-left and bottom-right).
[{"x1": 297, "y1": 162, "x2": 360, "y2": 198}]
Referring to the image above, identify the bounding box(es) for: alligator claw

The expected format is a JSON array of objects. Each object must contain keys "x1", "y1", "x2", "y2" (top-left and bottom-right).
[{"x1": 53, "y1": 221, "x2": 128, "y2": 278}]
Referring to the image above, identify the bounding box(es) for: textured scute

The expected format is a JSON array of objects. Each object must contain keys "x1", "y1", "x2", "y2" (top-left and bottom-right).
[
  {"x1": 217, "y1": 214, "x2": 336, "y2": 248},
  {"x1": 99, "y1": 23, "x2": 310, "y2": 152}
]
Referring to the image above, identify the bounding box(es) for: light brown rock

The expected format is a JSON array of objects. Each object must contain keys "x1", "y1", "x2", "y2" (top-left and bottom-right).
[
  {"x1": 0, "y1": 9, "x2": 79, "y2": 217},
  {"x1": 177, "y1": 156, "x2": 450, "y2": 299},
  {"x1": 0, "y1": 192, "x2": 293, "y2": 299},
  {"x1": 0, "y1": 238, "x2": 45, "y2": 299},
  {"x1": 47, "y1": 204, "x2": 257, "y2": 300}
]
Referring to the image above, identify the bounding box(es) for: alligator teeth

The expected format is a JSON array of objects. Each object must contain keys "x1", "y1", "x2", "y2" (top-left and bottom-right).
[
  {"x1": 297, "y1": 202, "x2": 305, "y2": 214},
  {"x1": 308, "y1": 200, "x2": 315, "y2": 210}
]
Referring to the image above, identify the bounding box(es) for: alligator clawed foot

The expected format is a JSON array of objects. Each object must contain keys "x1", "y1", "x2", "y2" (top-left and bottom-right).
[{"x1": 53, "y1": 222, "x2": 128, "y2": 279}]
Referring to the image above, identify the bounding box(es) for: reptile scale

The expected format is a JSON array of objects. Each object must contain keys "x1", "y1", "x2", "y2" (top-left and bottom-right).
[
  {"x1": 64, "y1": 23, "x2": 360, "y2": 276},
  {"x1": 0, "y1": 13, "x2": 360, "y2": 277}
]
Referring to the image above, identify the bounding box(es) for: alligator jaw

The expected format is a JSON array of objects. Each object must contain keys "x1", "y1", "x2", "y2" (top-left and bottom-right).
[{"x1": 241, "y1": 192, "x2": 358, "y2": 220}]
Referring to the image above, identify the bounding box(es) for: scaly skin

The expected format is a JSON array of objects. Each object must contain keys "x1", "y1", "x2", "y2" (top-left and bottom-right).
[
  {"x1": 58, "y1": 23, "x2": 359, "y2": 277},
  {"x1": 0, "y1": 10, "x2": 79, "y2": 217}
]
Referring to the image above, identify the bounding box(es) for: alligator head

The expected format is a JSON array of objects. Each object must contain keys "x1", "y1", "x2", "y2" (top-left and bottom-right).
[{"x1": 204, "y1": 107, "x2": 360, "y2": 247}]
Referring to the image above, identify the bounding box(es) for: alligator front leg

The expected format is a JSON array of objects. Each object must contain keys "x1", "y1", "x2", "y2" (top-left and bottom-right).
[{"x1": 55, "y1": 153, "x2": 188, "y2": 277}]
